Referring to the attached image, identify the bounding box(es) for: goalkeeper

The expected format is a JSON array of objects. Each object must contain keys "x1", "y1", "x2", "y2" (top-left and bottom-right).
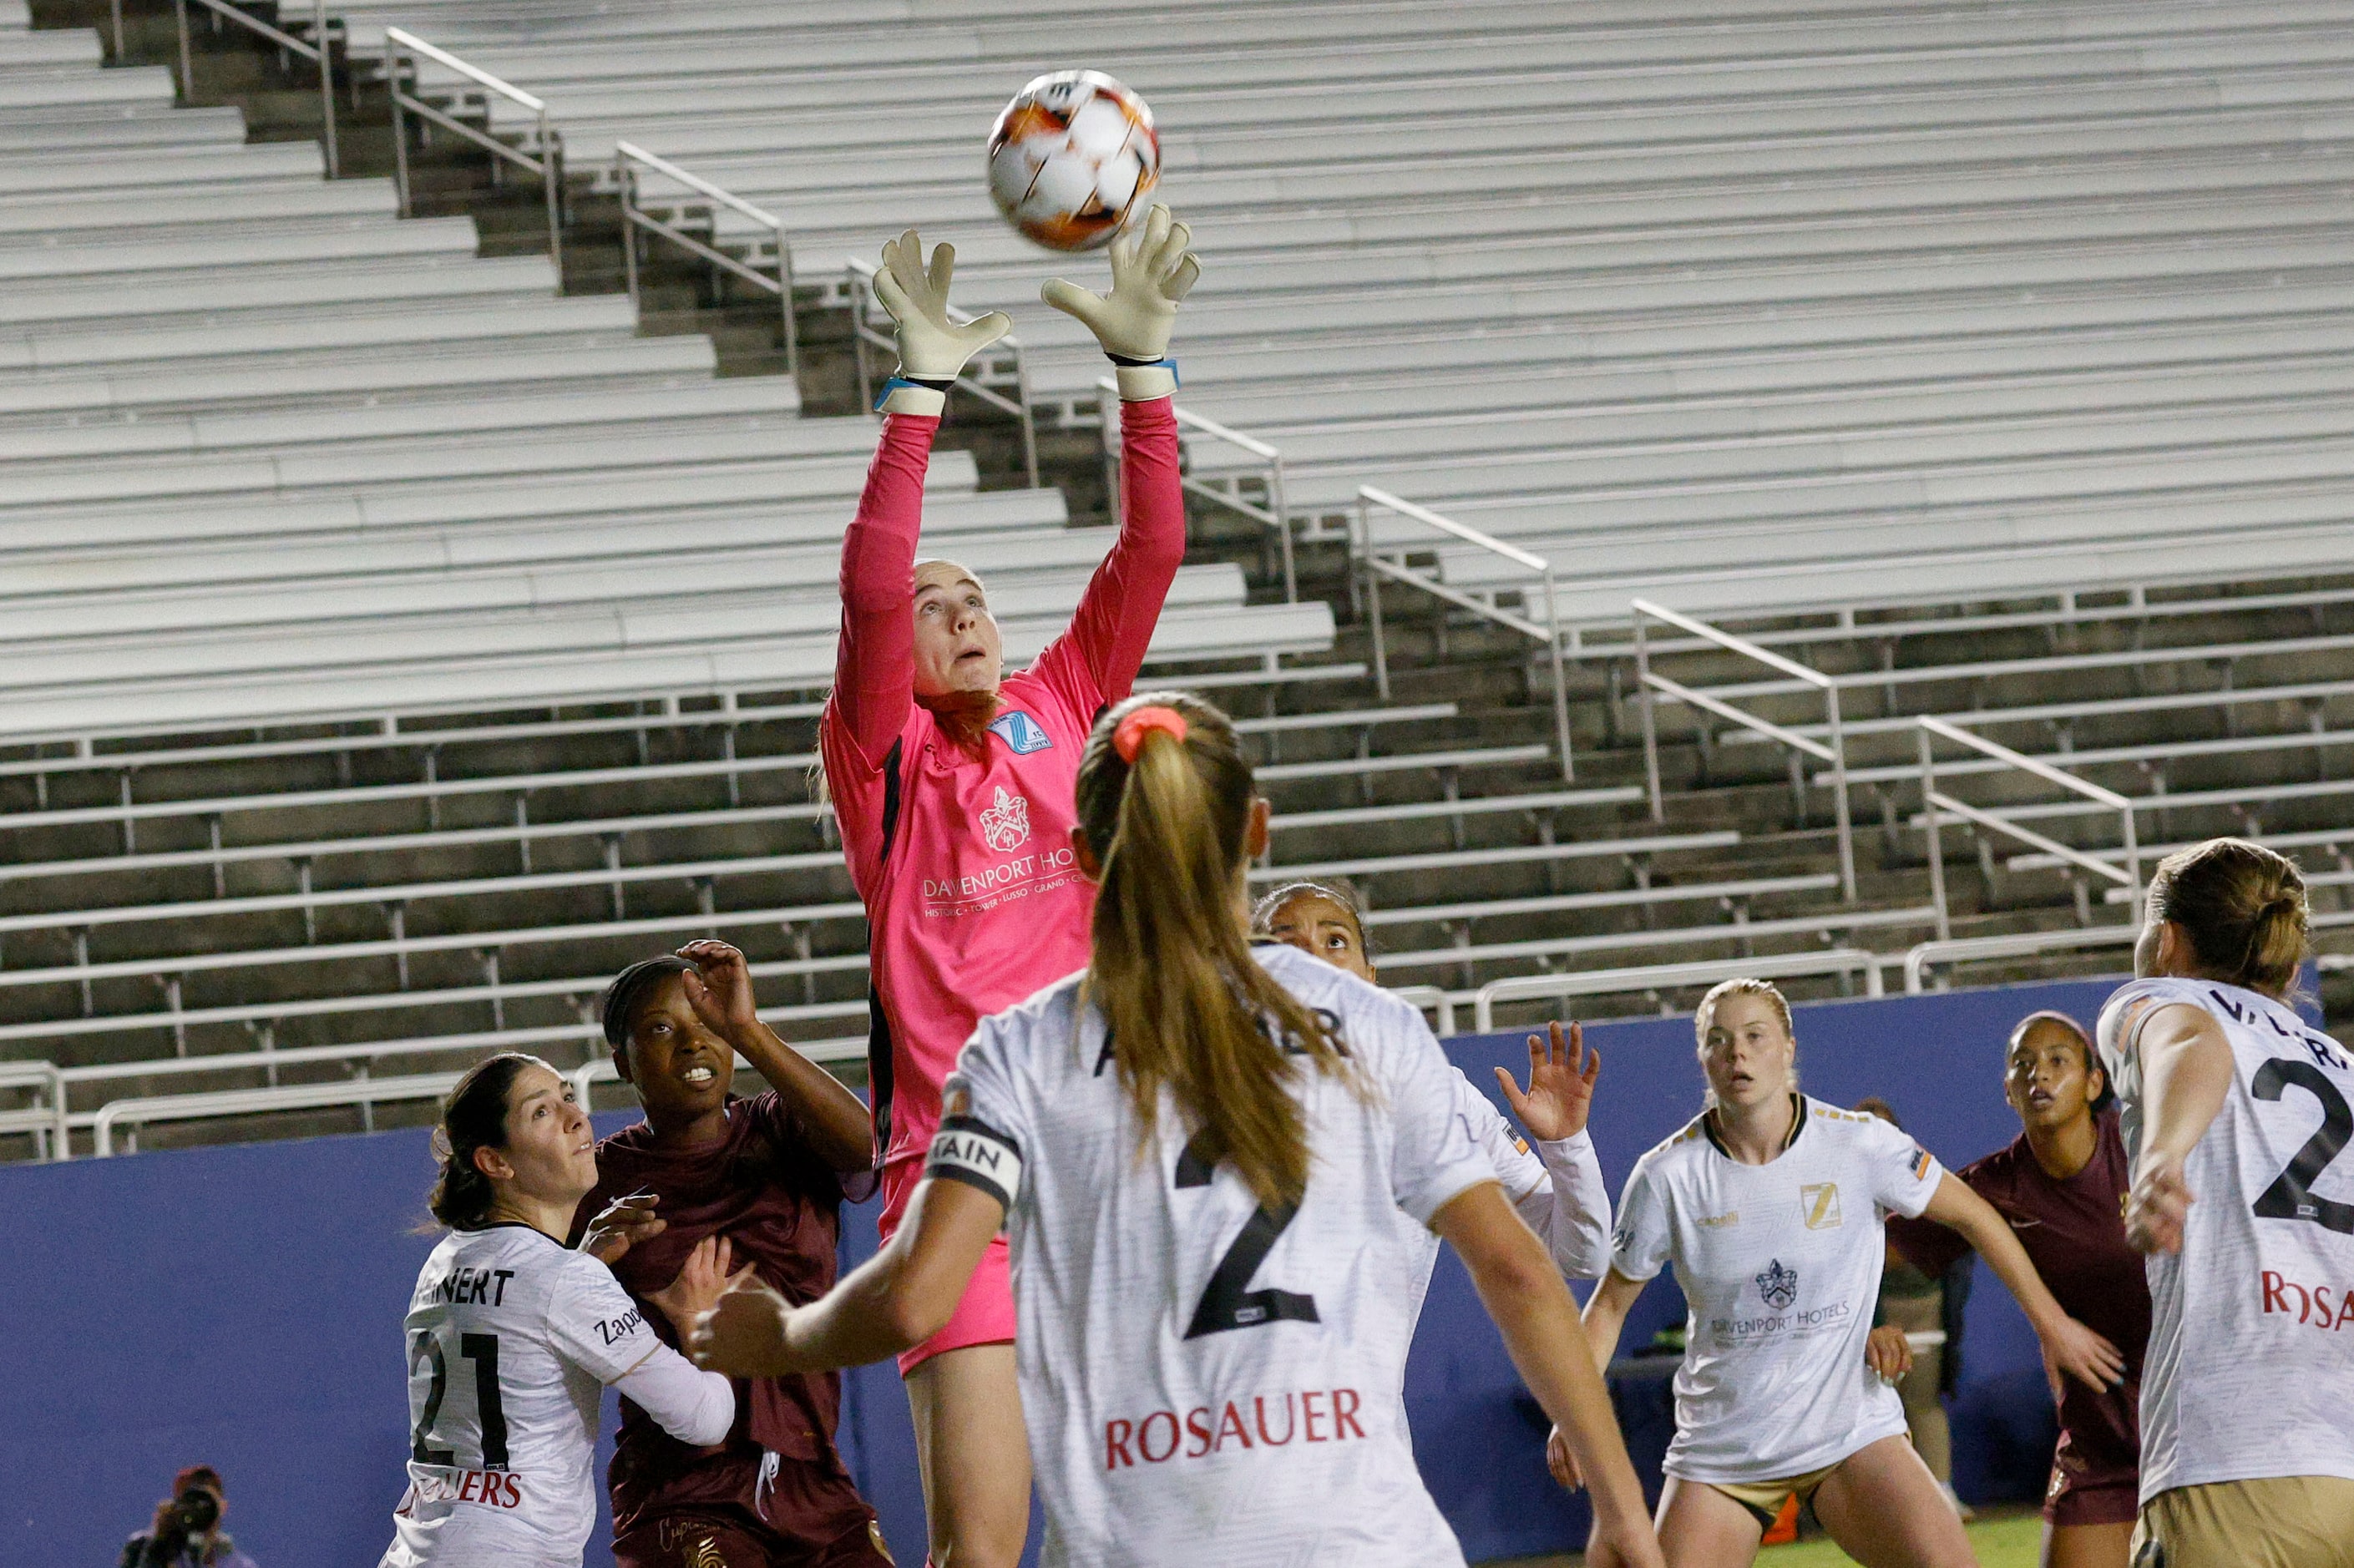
[{"x1": 818, "y1": 205, "x2": 1198, "y2": 1568}]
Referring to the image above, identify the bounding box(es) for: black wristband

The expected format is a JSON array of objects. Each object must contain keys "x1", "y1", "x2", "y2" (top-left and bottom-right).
[
  {"x1": 1105, "y1": 352, "x2": 1167, "y2": 367},
  {"x1": 904, "y1": 375, "x2": 956, "y2": 390}
]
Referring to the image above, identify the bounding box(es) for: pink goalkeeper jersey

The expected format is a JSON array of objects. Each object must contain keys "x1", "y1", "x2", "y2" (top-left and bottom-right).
[{"x1": 819, "y1": 401, "x2": 1185, "y2": 1227}]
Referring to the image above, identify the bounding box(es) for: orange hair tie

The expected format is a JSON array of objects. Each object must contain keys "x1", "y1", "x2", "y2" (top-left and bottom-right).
[{"x1": 1112, "y1": 705, "x2": 1187, "y2": 763}]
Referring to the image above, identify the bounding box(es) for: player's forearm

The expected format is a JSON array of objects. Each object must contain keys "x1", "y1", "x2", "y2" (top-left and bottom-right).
[
  {"x1": 1580, "y1": 1272, "x2": 1639, "y2": 1374},
  {"x1": 1534, "y1": 1134, "x2": 1613, "y2": 1279},
  {"x1": 2140, "y1": 1019, "x2": 2235, "y2": 1162},
  {"x1": 831, "y1": 413, "x2": 935, "y2": 758},
  {"x1": 1934, "y1": 1181, "x2": 2068, "y2": 1335},
  {"x1": 1064, "y1": 397, "x2": 1186, "y2": 694},
  {"x1": 1471, "y1": 1244, "x2": 1651, "y2": 1537},
  {"x1": 726, "y1": 1019, "x2": 874, "y2": 1172},
  {"x1": 787, "y1": 1177, "x2": 998, "y2": 1368}
]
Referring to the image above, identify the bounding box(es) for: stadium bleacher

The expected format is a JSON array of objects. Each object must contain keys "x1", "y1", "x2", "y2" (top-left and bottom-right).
[{"x1": 9, "y1": 0, "x2": 2354, "y2": 1159}]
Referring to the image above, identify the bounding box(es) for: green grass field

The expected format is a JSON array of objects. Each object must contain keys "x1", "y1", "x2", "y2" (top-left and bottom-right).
[
  {"x1": 1756, "y1": 1510, "x2": 2040, "y2": 1566},
  {"x1": 1499, "y1": 1506, "x2": 2043, "y2": 1566}
]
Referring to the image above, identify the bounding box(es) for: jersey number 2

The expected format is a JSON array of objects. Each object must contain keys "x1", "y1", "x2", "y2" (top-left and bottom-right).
[
  {"x1": 410, "y1": 1331, "x2": 511, "y2": 1468},
  {"x1": 2252, "y1": 1059, "x2": 2354, "y2": 1235},
  {"x1": 1175, "y1": 1133, "x2": 1320, "y2": 1338}
]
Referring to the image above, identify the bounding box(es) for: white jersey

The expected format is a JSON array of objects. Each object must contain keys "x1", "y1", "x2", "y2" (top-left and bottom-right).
[
  {"x1": 382, "y1": 1225, "x2": 675, "y2": 1568},
  {"x1": 2098, "y1": 977, "x2": 2354, "y2": 1499},
  {"x1": 1398, "y1": 1075, "x2": 1611, "y2": 1326},
  {"x1": 933, "y1": 943, "x2": 1497, "y2": 1568},
  {"x1": 1610, "y1": 1096, "x2": 1945, "y2": 1483}
]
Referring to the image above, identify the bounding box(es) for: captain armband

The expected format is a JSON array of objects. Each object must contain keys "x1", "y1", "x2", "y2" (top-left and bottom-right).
[{"x1": 926, "y1": 1114, "x2": 1024, "y2": 1210}]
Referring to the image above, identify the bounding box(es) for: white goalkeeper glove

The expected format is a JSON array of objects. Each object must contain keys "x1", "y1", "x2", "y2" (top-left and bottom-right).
[
  {"x1": 870, "y1": 229, "x2": 1013, "y2": 416},
  {"x1": 1041, "y1": 203, "x2": 1200, "y2": 401}
]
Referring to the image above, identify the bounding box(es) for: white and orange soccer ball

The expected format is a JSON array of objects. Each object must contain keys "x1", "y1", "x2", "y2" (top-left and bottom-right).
[{"x1": 986, "y1": 70, "x2": 1159, "y2": 252}]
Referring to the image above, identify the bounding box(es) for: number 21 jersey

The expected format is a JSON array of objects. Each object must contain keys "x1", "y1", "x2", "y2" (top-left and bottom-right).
[
  {"x1": 939, "y1": 943, "x2": 1497, "y2": 1567},
  {"x1": 2098, "y1": 978, "x2": 2354, "y2": 1500},
  {"x1": 383, "y1": 1223, "x2": 666, "y2": 1567}
]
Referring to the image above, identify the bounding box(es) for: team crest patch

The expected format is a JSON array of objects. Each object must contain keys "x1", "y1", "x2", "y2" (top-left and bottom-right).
[
  {"x1": 979, "y1": 786, "x2": 1032, "y2": 852},
  {"x1": 1755, "y1": 1257, "x2": 1800, "y2": 1310},
  {"x1": 1800, "y1": 1183, "x2": 1843, "y2": 1230},
  {"x1": 987, "y1": 710, "x2": 1053, "y2": 754}
]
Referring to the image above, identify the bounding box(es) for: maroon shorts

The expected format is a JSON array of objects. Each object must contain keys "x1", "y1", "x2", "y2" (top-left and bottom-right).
[
  {"x1": 613, "y1": 1510, "x2": 895, "y2": 1568},
  {"x1": 2047, "y1": 1424, "x2": 2142, "y2": 1528}
]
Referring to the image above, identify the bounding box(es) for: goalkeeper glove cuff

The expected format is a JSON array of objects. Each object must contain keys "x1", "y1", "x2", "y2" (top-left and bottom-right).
[
  {"x1": 875, "y1": 374, "x2": 954, "y2": 417},
  {"x1": 1108, "y1": 355, "x2": 1178, "y2": 402}
]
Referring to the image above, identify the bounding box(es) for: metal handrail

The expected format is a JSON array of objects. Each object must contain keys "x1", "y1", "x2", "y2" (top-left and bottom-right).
[
  {"x1": 1915, "y1": 715, "x2": 2140, "y2": 943},
  {"x1": 617, "y1": 141, "x2": 797, "y2": 379},
  {"x1": 1472, "y1": 948, "x2": 1883, "y2": 1034},
  {"x1": 847, "y1": 255, "x2": 1039, "y2": 486},
  {"x1": 1096, "y1": 378, "x2": 1293, "y2": 601},
  {"x1": 0, "y1": 1060, "x2": 67, "y2": 1161},
  {"x1": 175, "y1": 0, "x2": 339, "y2": 175},
  {"x1": 95, "y1": 1067, "x2": 463, "y2": 1155},
  {"x1": 1388, "y1": 984, "x2": 1459, "y2": 1039},
  {"x1": 1634, "y1": 598, "x2": 1855, "y2": 900},
  {"x1": 1902, "y1": 925, "x2": 2135, "y2": 994},
  {"x1": 385, "y1": 28, "x2": 561, "y2": 277},
  {"x1": 1355, "y1": 487, "x2": 1572, "y2": 781}
]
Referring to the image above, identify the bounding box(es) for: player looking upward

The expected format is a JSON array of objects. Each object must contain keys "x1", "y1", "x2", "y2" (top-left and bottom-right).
[
  {"x1": 571, "y1": 942, "x2": 888, "y2": 1568},
  {"x1": 382, "y1": 1055, "x2": 739, "y2": 1568},
  {"x1": 1884, "y1": 1012, "x2": 2148, "y2": 1568},
  {"x1": 2097, "y1": 837, "x2": 2354, "y2": 1568},
  {"x1": 692, "y1": 694, "x2": 1666, "y2": 1568},
  {"x1": 820, "y1": 205, "x2": 1198, "y2": 1567},
  {"x1": 1252, "y1": 878, "x2": 1614, "y2": 1303},
  {"x1": 1576, "y1": 979, "x2": 2124, "y2": 1568}
]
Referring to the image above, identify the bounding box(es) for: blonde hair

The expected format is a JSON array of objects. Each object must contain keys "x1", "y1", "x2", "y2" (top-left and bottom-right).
[
  {"x1": 1693, "y1": 978, "x2": 1800, "y2": 1105},
  {"x1": 1076, "y1": 691, "x2": 1350, "y2": 1209},
  {"x1": 2147, "y1": 837, "x2": 2310, "y2": 998}
]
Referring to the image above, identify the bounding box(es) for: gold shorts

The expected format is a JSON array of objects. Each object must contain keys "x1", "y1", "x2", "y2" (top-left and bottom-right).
[
  {"x1": 1704, "y1": 1463, "x2": 1840, "y2": 1531},
  {"x1": 2132, "y1": 1475, "x2": 2354, "y2": 1568}
]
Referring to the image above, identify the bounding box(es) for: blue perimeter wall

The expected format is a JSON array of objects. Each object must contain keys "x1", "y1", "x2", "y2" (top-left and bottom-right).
[{"x1": 3, "y1": 976, "x2": 2129, "y2": 1565}]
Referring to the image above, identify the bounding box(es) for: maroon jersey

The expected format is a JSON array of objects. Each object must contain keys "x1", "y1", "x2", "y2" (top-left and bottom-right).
[
  {"x1": 1890, "y1": 1108, "x2": 2149, "y2": 1515},
  {"x1": 576, "y1": 1092, "x2": 872, "y2": 1543}
]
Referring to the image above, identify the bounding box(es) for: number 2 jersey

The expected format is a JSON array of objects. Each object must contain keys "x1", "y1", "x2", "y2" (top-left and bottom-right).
[
  {"x1": 2097, "y1": 977, "x2": 2354, "y2": 1500},
  {"x1": 382, "y1": 1224, "x2": 731, "y2": 1568},
  {"x1": 932, "y1": 943, "x2": 1500, "y2": 1568}
]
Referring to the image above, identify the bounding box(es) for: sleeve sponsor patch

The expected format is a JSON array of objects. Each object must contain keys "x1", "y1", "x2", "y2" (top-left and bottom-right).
[
  {"x1": 1909, "y1": 1147, "x2": 1934, "y2": 1182},
  {"x1": 927, "y1": 1114, "x2": 1023, "y2": 1210}
]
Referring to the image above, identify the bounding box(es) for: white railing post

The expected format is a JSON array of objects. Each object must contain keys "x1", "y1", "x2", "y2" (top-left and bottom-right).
[
  {"x1": 1356, "y1": 487, "x2": 1570, "y2": 777},
  {"x1": 177, "y1": 0, "x2": 339, "y2": 175},
  {"x1": 1096, "y1": 378, "x2": 1293, "y2": 601},
  {"x1": 1918, "y1": 722, "x2": 1951, "y2": 942},
  {"x1": 386, "y1": 30, "x2": 563, "y2": 281},
  {"x1": 1634, "y1": 604, "x2": 1663, "y2": 822}
]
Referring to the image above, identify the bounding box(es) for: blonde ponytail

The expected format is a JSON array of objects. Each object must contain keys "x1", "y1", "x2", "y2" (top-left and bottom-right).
[{"x1": 1076, "y1": 692, "x2": 1349, "y2": 1209}]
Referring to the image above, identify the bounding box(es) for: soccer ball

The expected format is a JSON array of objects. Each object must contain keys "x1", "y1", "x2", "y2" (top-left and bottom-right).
[{"x1": 986, "y1": 70, "x2": 1159, "y2": 252}]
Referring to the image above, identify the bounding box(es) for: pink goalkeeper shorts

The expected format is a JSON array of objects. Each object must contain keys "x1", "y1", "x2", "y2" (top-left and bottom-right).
[{"x1": 894, "y1": 1231, "x2": 1014, "y2": 1374}]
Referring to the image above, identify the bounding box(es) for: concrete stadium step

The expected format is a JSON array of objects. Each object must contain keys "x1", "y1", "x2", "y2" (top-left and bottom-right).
[
  {"x1": 0, "y1": 291, "x2": 646, "y2": 374},
  {"x1": 0, "y1": 600, "x2": 1341, "y2": 741},
  {"x1": 0, "y1": 214, "x2": 481, "y2": 286},
  {"x1": 0, "y1": 255, "x2": 561, "y2": 333},
  {"x1": 0, "y1": 445, "x2": 972, "y2": 549},
  {"x1": 0, "y1": 337, "x2": 725, "y2": 423},
  {"x1": 0, "y1": 177, "x2": 400, "y2": 242},
  {"x1": 0, "y1": 139, "x2": 325, "y2": 198},
  {"x1": 0, "y1": 100, "x2": 244, "y2": 153},
  {"x1": 0, "y1": 377, "x2": 799, "y2": 463}
]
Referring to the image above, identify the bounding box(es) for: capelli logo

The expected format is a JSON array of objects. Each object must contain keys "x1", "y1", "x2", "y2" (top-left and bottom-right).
[{"x1": 979, "y1": 787, "x2": 1031, "y2": 852}]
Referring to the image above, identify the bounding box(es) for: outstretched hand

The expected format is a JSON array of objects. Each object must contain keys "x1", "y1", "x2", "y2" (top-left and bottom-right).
[
  {"x1": 1041, "y1": 203, "x2": 1200, "y2": 362},
  {"x1": 1544, "y1": 1423, "x2": 1583, "y2": 1492},
  {"x1": 689, "y1": 1272, "x2": 800, "y2": 1378},
  {"x1": 1495, "y1": 1021, "x2": 1599, "y2": 1143},
  {"x1": 677, "y1": 938, "x2": 760, "y2": 1043},
  {"x1": 872, "y1": 229, "x2": 1012, "y2": 382},
  {"x1": 647, "y1": 1234, "x2": 759, "y2": 1335},
  {"x1": 580, "y1": 1190, "x2": 664, "y2": 1265}
]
